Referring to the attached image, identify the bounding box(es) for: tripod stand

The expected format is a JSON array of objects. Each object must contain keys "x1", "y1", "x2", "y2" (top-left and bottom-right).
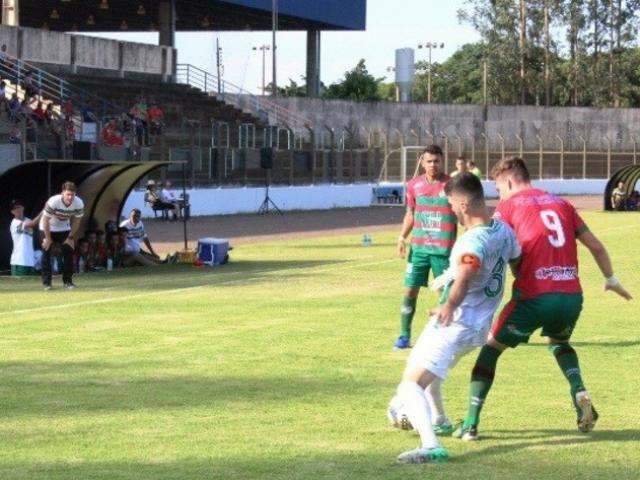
[{"x1": 258, "y1": 170, "x2": 282, "y2": 215}]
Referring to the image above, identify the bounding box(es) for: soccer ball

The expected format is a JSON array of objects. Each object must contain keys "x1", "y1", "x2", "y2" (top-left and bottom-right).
[{"x1": 387, "y1": 395, "x2": 413, "y2": 430}]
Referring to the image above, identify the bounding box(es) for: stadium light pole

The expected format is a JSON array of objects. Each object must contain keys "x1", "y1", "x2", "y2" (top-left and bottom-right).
[
  {"x1": 418, "y1": 42, "x2": 444, "y2": 103},
  {"x1": 271, "y1": 0, "x2": 278, "y2": 97},
  {"x1": 253, "y1": 44, "x2": 271, "y2": 96}
]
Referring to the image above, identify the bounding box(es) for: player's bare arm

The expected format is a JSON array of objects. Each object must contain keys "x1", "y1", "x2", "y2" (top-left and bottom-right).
[
  {"x1": 397, "y1": 207, "x2": 414, "y2": 258},
  {"x1": 577, "y1": 229, "x2": 632, "y2": 300},
  {"x1": 65, "y1": 216, "x2": 81, "y2": 249},
  {"x1": 23, "y1": 210, "x2": 43, "y2": 230},
  {"x1": 42, "y1": 215, "x2": 52, "y2": 251},
  {"x1": 432, "y1": 258, "x2": 479, "y2": 326},
  {"x1": 144, "y1": 237, "x2": 158, "y2": 258}
]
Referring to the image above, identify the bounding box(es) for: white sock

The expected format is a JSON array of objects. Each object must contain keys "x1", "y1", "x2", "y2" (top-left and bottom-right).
[
  {"x1": 425, "y1": 378, "x2": 448, "y2": 425},
  {"x1": 398, "y1": 381, "x2": 440, "y2": 449}
]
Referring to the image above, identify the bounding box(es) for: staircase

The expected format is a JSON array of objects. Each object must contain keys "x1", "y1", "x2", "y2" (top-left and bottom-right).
[
  {"x1": 59, "y1": 72, "x2": 270, "y2": 151},
  {"x1": 175, "y1": 64, "x2": 312, "y2": 130}
]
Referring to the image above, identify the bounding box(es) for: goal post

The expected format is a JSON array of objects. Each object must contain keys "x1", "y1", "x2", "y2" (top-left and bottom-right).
[{"x1": 372, "y1": 146, "x2": 427, "y2": 206}]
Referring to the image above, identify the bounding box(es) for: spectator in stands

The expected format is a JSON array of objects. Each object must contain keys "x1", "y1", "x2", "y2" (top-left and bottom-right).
[
  {"x1": 8, "y1": 126, "x2": 21, "y2": 144},
  {"x1": 0, "y1": 44, "x2": 9, "y2": 71},
  {"x1": 62, "y1": 98, "x2": 74, "y2": 119},
  {"x1": 44, "y1": 103, "x2": 57, "y2": 127},
  {"x1": 101, "y1": 120, "x2": 125, "y2": 147},
  {"x1": 450, "y1": 156, "x2": 468, "y2": 177},
  {"x1": 120, "y1": 208, "x2": 162, "y2": 267},
  {"x1": 0, "y1": 81, "x2": 7, "y2": 114},
  {"x1": 23, "y1": 71, "x2": 38, "y2": 101},
  {"x1": 611, "y1": 181, "x2": 627, "y2": 211},
  {"x1": 161, "y1": 180, "x2": 182, "y2": 219},
  {"x1": 8, "y1": 93, "x2": 20, "y2": 122},
  {"x1": 129, "y1": 99, "x2": 146, "y2": 146},
  {"x1": 19, "y1": 98, "x2": 32, "y2": 120},
  {"x1": 148, "y1": 102, "x2": 165, "y2": 137},
  {"x1": 467, "y1": 159, "x2": 482, "y2": 178},
  {"x1": 145, "y1": 180, "x2": 177, "y2": 219},
  {"x1": 32, "y1": 101, "x2": 46, "y2": 126}
]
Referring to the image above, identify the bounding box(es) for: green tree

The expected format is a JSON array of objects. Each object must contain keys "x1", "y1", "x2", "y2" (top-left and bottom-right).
[{"x1": 323, "y1": 59, "x2": 385, "y2": 102}]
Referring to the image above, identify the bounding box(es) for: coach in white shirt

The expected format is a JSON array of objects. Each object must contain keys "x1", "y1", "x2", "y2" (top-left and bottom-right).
[
  {"x1": 160, "y1": 180, "x2": 181, "y2": 220},
  {"x1": 40, "y1": 181, "x2": 85, "y2": 290}
]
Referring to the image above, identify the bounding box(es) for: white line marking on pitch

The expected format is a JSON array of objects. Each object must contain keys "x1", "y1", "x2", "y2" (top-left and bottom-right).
[{"x1": 0, "y1": 258, "x2": 395, "y2": 317}]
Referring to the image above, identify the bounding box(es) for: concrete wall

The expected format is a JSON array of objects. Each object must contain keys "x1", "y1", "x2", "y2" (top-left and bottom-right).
[
  {"x1": 74, "y1": 35, "x2": 120, "y2": 70},
  {"x1": 122, "y1": 43, "x2": 163, "y2": 74},
  {"x1": 21, "y1": 28, "x2": 71, "y2": 65},
  {"x1": 271, "y1": 97, "x2": 640, "y2": 151},
  {"x1": 0, "y1": 25, "x2": 174, "y2": 78},
  {"x1": 123, "y1": 180, "x2": 607, "y2": 218}
]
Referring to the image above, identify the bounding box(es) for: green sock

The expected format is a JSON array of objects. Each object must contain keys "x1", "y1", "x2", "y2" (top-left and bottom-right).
[
  {"x1": 399, "y1": 296, "x2": 417, "y2": 338},
  {"x1": 465, "y1": 345, "x2": 503, "y2": 428},
  {"x1": 549, "y1": 343, "x2": 585, "y2": 411}
]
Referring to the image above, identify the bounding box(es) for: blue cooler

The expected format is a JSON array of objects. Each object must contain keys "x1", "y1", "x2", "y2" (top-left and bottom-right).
[{"x1": 197, "y1": 238, "x2": 230, "y2": 266}]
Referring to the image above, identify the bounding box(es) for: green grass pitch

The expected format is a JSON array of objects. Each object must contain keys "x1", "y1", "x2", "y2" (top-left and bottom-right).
[{"x1": 0, "y1": 211, "x2": 638, "y2": 479}]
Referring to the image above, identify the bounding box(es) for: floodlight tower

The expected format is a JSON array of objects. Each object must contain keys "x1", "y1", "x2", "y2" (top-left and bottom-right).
[{"x1": 418, "y1": 42, "x2": 445, "y2": 103}]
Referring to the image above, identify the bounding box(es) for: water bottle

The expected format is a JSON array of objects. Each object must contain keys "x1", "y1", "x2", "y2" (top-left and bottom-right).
[
  {"x1": 53, "y1": 257, "x2": 59, "y2": 274},
  {"x1": 78, "y1": 257, "x2": 85, "y2": 274},
  {"x1": 107, "y1": 257, "x2": 113, "y2": 272}
]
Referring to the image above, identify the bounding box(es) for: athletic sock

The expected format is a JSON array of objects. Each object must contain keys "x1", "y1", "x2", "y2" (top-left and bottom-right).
[
  {"x1": 425, "y1": 378, "x2": 447, "y2": 424},
  {"x1": 399, "y1": 296, "x2": 417, "y2": 338},
  {"x1": 465, "y1": 345, "x2": 503, "y2": 428},
  {"x1": 398, "y1": 381, "x2": 440, "y2": 449},
  {"x1": 548, "y1": 343, "x2": 586, "y2": 410}
]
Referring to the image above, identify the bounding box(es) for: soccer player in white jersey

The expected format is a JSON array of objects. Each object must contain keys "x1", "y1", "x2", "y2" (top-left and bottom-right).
[
  {"x1": 40, "y1": 181, "x2": 85, "y2": 290},
  {"x1": 392, "y1": 172, "x2": 521, "y2": 464},
  {"x1": 119, "y1": 208, "x2": 161, "y2": 267}
]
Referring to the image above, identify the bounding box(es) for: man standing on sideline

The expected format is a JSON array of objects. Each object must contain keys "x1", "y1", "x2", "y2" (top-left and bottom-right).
[
  {"x1": 395, "y1": 145, "x2": 456, "y2": 349},
  {"x1": 40, "y1": 181, "x2": 84, "y2": 290},
  {"x1": 449, "y1": 156, "x2": 468, "y2": 177},
  {"x1": 9, "y1": 199, "x2": 41, "y2": 276},
  {"x1": 455, "y1": 157, "x2": 632, "y2": 441}
]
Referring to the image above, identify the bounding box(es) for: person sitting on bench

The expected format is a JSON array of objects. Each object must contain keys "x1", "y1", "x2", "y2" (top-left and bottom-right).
[{"x1": 144, "y1": 180, "x2": 178, "y2": 219}]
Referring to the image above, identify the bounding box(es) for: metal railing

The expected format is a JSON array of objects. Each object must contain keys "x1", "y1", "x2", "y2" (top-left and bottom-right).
[
  {"x1": 0, "y1": 52, "x2": 124, "y2": 135},
  {"x1": 176, "y1": 63, "x2": 312, "y2": 129}
]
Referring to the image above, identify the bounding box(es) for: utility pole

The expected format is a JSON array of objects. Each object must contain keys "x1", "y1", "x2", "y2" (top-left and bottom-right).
[
  {"x1": 216, "y1": 37, "x2": 222, "y2": 94},
  {"x1": 544, "y1": 0, "x2": 551, "y2": 107},
  {"x1": 253, "y1": 44, "x2": 270, "y2": 95},
  {"x1": 483, "y1": 59, "x2": 488, "y2": 106},
  {"x1": 271, "y1": 0, "x2": 278, "y2": 97},
  {"x1": 418, "y1": 42, "x2": 444, "y2": 104}
]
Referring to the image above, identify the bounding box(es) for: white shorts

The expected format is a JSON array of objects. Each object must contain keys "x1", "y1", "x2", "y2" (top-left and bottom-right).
[{"x1": 407, "y1": 318, "x2": 490, "y2": 380}]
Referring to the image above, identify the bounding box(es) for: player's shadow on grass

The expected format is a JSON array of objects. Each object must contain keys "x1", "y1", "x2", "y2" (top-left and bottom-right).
[
  {"x1": 0, "y1": 361, "x2": 380, "y2": 418},
  {"x1": 455, "y1": 429, "x2": 640, "y2": 462},
  {"x1": 523, "y1": 340, "x2": 640, "y2": 348},
  {"x1": 2, "y1": 259, "x2": 346, "y2": 292},
  {"x1": 290, "y1": 243, "x2": 396, "y2": 249}
]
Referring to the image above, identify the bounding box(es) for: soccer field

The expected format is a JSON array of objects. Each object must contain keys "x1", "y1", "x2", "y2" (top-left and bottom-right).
[{"x1": 0, "y1": 211, "x2": 638, "y2": 480}]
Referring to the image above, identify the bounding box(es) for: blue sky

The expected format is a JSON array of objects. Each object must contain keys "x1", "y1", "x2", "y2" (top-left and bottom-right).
[{"x1": 91, "y1": 0, "x2": 479, "y2": 93}]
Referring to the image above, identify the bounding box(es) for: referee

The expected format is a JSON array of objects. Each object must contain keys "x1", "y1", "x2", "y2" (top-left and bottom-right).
[{"x1": 40, "y1": 181, "x2": 85, "y2": 290}]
